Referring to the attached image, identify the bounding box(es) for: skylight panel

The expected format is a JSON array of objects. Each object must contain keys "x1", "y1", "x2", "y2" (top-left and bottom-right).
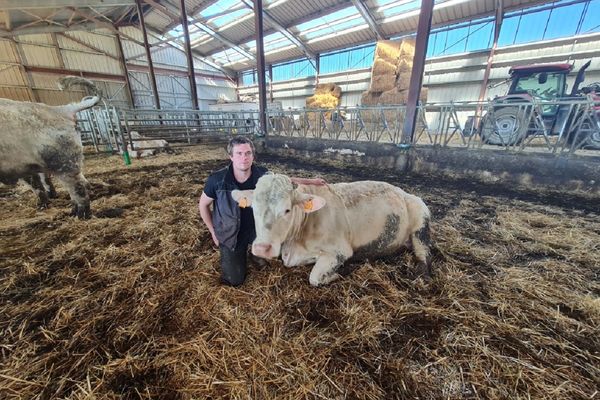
[
  {"x1": 378, "y1": 0, "x2": 421, "y2": 17},
  {"x1": 200, "y1": 0, "x2": 241, "y2": 18},
  {"x1": 211, "y1": 8, "x2": 252, "y2": 28},
  {"x1": 295, "y1": 6, "x2": 358, "y2": 32},
  {"x1": 212, "y1": 47, "x2": 250, "y2": 65},
  {"x1": 303, "y1": 15, "x2": 365, "y2": 40}
]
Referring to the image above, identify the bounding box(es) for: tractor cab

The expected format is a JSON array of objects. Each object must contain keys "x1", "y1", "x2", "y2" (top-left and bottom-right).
[{"x1": 506, "y1": 63, "x2": 573, "y2": 116}]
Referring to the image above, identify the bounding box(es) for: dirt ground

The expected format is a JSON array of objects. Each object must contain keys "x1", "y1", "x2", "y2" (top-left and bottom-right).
[{"x1": 1, "y1": 143, "x2": 599, "y2": 400}]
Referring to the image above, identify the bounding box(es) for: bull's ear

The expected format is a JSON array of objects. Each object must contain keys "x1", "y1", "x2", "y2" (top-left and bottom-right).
[
  {"x1": 295, "y1": 193, "x2": 326, "y2": 213},
  {"x1": 231, "y1": 190, "x2": 254, "y2": 208}
]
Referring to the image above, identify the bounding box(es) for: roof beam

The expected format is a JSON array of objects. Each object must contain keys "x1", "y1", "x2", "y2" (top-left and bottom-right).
[
  {"x1": 0, "y1": 21, "x2": 102, "y2": 37},
  {"x1": 66, "y1": 6, "x2": 145, "y2": 45},
  {"x1": 143, "y1": 25, "x2": 237, "y2": 79},
  {"x1": 351, "y1": 0, "x2": 385, "y2": 40},
  {"x1": 240, "y1": 0, "x2": 316, "y2": 62},
  {"x1": 162, "y1": 0, "x2": 220, "y2": 33},
  {"x1": 204, "y1": 2, "x2": 349, "y2": 57},
  {"x1": 0, "y1": 0, "x2": 135, "y2": 10},
  {"x1": 142, "y1": 0, "x2": 255, "y2": 61}
]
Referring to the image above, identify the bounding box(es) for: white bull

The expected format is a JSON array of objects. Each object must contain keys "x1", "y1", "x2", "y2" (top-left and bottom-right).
[
  {"x1": 0, "y1": 77, "x2": 100, "y2": 218},
  {"x1": 232, "y1": 174, "x2": 432, "y2": 286}
]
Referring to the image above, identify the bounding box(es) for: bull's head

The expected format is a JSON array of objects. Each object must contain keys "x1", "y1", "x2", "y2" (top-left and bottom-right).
[{"x1": 231, "y1": 174, "x2": 325, "y2": 259}]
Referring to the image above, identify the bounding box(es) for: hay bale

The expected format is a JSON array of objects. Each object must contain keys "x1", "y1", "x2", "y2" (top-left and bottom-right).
[
  {"x1": 361, "y1": 90, "x2": 380, "y2": 106},
  {"x1": 375, "y1": 40, "x2": 402, "y2": 62},
  {"x1": 397, "y1": 59, "x2": 412, "y2": 74},
  {"x1": 371, "y1": 75, "x2": 397, "y2": 92},
  {"x1": 372, "y1": 58, "x2": 397, "y2": 76},
  {"x1": 379, "y1": 88, "x2": 408, "y2": 105},
  {"x1": 315, "y1": 83, "x2": 342, "y2": 98},
  {"x1": 306, "y1": 93, "x2": 339, "y2": 109},
  {"x1": 399, "y1": 37, "x2": 416, "y2": 57},
  {"x1": 420, "y1": 87, "x2": 428, "y2": 104},
  {"x1": 396, "y1": 71, "x2": 412, "y2": 91}
]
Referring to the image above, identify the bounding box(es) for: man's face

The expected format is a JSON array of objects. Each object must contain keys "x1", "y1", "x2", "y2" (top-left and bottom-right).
[{"x1": 230, "y1": 143, "x2": 254, "y2": 172}]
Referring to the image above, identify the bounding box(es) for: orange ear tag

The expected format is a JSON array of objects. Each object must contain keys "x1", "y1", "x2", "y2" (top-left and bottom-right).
[
  {"x1": 239, "y1": 197, "x2": 248, "y2": 208},
  {"x1": 304, "y1": 199, "x2": 313, "y2": 212}
]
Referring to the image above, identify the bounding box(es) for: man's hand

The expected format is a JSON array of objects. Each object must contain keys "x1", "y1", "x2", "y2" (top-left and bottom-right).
[
  {"x1": 291, "y1": 177, "x2": 327, "y2": 186},
  {"x1": 210, "y1": 231, "x2": 220, "y2": 247}
]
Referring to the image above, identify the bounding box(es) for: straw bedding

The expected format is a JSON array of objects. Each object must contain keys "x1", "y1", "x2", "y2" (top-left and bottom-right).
[{"x1": 1, "y1": 144, "x2": 599, "y2": 399}]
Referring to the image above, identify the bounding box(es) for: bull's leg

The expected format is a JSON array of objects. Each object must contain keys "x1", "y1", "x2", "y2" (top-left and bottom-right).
[
  {"x1": 24, "y1": 174, "x2": 50, "y2": 209},
  {"x1": 56, "y1": 172, "x2": 91, "y2": 219},
  {"x1": 309, "y1": 252, "x2": 348, "y2": 287},
  {"x1": 39, "y1": 173, "x2": 57, "y2": 198},
  {"x1": 411, "y1": 220, "x2": 432, "y2": 278}
]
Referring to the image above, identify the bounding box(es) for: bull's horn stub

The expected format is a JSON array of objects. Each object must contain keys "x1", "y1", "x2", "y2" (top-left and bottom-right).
[
  {"x1": 304, "y1": 199, "x2": 313, "y2": 212},
  {"x1": 239, "y1": 198, "x2": 248, "y2": 208}
]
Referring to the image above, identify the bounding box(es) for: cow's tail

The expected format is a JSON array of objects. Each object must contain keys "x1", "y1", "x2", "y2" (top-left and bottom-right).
[
  {"x1": 55, "y1": 76, "x2": 102, "y2": 115},
  {"x1": 406, "y1": 195, "x2": 432, "y2": 278},
  {"x1": 58, "y1": 76, "x2": 102, "y2": 97}
]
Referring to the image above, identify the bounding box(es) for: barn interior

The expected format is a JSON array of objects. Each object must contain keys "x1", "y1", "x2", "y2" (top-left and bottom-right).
[{"x1": 1, "y1": 0, "x2": 600, "y2": 399}]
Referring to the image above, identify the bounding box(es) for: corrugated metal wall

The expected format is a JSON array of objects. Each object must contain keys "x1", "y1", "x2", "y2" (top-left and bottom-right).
[{"x1": 0, "y1": 26, "x2": 236, "y2": 110}]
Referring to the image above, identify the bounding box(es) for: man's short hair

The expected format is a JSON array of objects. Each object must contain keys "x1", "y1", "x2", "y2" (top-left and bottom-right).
[{"x1": 227, "y1": 136, "x2": 255, "y2": 156}]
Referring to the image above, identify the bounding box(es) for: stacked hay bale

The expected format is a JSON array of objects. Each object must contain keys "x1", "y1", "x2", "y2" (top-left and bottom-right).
[
  {"x1": 305, "y1": 83, "x2": 342, "y2": 131},
  {"x1": 361, "y1": 38, "x2": 428, "y2": 107},
  {"x1": 360, "y1": 39, "x2": 428, "y2": 136}
]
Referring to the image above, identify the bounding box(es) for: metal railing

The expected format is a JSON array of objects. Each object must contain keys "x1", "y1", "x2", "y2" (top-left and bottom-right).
[
  {"x1": 75, "y1": 97, "x2": 600, "y2": 157},
  {"x1": 265, "y1": 97, "x2": 600, "y2": 156}
]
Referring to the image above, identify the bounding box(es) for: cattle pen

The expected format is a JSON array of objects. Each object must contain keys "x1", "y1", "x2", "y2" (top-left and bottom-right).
[{"x1": 1, "y1": 141, "x2": 599, "y2": 399}]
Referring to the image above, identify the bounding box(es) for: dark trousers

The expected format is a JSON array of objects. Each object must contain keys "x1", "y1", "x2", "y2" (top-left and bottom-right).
[{"x1": 219, "y1": 244, "x2": 248, "y2": 286}]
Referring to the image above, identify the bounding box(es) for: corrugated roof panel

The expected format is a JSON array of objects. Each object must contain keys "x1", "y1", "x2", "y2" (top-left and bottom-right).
[
  {"x1": 0, "y1": 63, "x2": 26, "y2": 87},
  {"x1": 29, "y1": 73, "x2": 70, "y2": 90},
  {"x1": 0, "y1": 40, "x2": 18, "y2": 63},
  {"x1": 59, "y1": 31, "x2": 119, "y2": 58},
  {"x1": 20, "y1": 44, "x2": 61, "y2": 68},
  {"x1": 144, "y1": 9, "x2": 173, "y2": 30},
  {"x1": 62, "y1": 51, "x2": 122, "y2": 75},
  {"x1": 308, "y1": 27, "x2": 373, "y2": 53},
  {"x1": 36, "y1": 89, "x2": 81, "y2": 106},
  {"x1": 14, "y1": 34, "x2": 53, "y2": 46},
  {"x1": 215, "y1": 18, "x2": 256, "y2": 44},
  {"x1": 151, "y1": 46, "x2": 188, "y2": 68},
  {"x1": 0, "y1": 87, "x2": 30, "y2": 101}
]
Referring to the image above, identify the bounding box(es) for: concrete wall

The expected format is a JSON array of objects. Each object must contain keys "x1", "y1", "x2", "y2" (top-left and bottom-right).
[{"x1": 261, "y1": 136, "x2": 600, "y2": 193}]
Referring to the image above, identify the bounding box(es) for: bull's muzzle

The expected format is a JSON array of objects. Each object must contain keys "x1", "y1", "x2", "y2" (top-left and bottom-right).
[{"x1": 252, "y1": 243, "x2": 272, "y2": 259}]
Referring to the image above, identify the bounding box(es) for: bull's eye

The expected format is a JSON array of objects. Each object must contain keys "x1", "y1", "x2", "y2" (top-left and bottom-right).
[{"x1": 284, "y1": 209, "x2": 291, "y2": 214}]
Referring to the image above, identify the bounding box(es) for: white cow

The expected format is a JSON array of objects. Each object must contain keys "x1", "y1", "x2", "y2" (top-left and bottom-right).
[
  {"x1": 0, "y1": 77, "x2": 100, "y2": 218},
  {"x1": 120, "y1": 131, "x2": 170, "y2": 158},
  {"x1": 232, "y1": 174, "x2": 432, "y2": 286}
]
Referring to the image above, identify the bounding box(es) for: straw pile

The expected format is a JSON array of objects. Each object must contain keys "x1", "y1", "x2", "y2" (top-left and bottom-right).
[
  {"x1": 306, "y1": 83, "x2": 342, "y2": 109},
  {"x1": 1, "y1": 144, "x2": 599, "y2": 399},
  {"x1": 306, "y1": 83, "x2": 342, "y2": 127}
]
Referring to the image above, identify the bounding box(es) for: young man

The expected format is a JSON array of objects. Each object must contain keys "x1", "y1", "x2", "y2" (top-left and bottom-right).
[{"x1": 199, "y1": 136, "x2": 325, "y2": 286}]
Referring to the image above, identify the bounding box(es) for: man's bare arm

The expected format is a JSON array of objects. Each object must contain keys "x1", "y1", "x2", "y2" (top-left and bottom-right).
[{"x1": 198, "y1": 192, "x2": 219, "y2": 246}]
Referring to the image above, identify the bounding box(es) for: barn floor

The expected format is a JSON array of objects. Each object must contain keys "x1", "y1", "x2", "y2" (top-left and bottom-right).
[{"x1": 1, "y1": 144, "x2": 599, "y2": 400}]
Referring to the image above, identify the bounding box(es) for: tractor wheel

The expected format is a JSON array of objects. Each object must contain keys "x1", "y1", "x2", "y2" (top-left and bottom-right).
[
  {"x1": 582, "y1": 119, "x2": 600, "y2": 149},
  {"x1": 565, "y1": 111, "x2": 600, "y2": 149},
  {"x1": 480, "y1": 106, "x2": 529, "y2": 146}
]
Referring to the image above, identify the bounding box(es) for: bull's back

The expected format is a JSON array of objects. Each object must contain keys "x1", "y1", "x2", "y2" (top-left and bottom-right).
[{"x1": 331, "y1": 181, "x2": 422, "y2": 252}]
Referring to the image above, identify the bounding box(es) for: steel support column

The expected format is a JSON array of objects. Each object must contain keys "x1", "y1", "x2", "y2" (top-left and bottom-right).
[
  {"x1": 253, "y1": 0, "x2": 268, "y2": 136},
  {"x1": 136, "y1": 0, "x2": 160, "y2": 109},
  {"x1": 315, "y1": 56, "x2": 320, "y2": 85},
  {"x1": 477, "y1": 0, "x2": 503, "y2": 107},
  {"x1": 401, "y1": 0, "x2": 434, "y2": 145},
  {"x1": 268, "y1": 64, "x2": 274, "y2": 102},
  {"x1": 179, "y1": 0, "x2": 199, "y2": 110},
  {"x1": 116, "y1": 33, "x2": 135, "y2": 107}
]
